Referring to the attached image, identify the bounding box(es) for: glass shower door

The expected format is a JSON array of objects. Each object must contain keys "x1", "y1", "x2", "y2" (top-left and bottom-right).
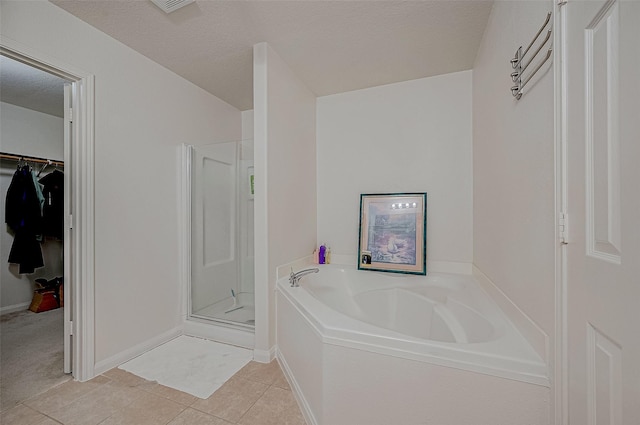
[{"x1": 190, "y1": 141, "x2": 254, "y2": 328}]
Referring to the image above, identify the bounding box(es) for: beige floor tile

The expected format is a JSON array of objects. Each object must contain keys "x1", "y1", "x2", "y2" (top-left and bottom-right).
[
  {"x1": 238, "y1": 386, "x2": 306, "y2": 425},
  {"x1": 141, "y1": 382, "x2": 198, "y2": 406},
  {"x1": 271, "y1": 365, "x2": 291, "y2": 390},
  {"x1": 34, "y1": 417, "x2": 63, "y2": 425},
  {"x1": 1, "y1": 404, "x2": 47, "y2": 425},
  {"x1": 167, "y1": 407, "x2": 235, "y2": 425},
  {"x1": 235, "y1": 360, "x2": 284, "y2": 386},
  {"x1": 99, "y1": 391, "x2": 185, "y2": 425},
  {"x1": 102, "y1": 368, "x2": 154, "y2": 388},
  {"x1": 191, "y1": 376, "x2": 268, "y2": 423},
  {"x1": 45, "y1": 380, "x2": 144, "y2": 425},
  {"x1": 23, "y1": 376, "x2": 111, "y2": 415},
  {"x1": 8, "y1": 352, "x2": 305, "y2": 425}
]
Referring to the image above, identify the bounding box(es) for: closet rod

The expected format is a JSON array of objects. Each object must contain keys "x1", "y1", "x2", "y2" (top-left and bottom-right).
[{"x1": 0, "y1": 151, "x2": 64, "y2": 167}]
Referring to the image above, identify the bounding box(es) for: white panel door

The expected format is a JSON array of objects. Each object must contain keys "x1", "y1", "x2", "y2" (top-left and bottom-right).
[
  {"x1": 191, "y1": 142, "x2": 238, "y2": 313},
  {"x1": 564, "y1": 1, "x2": 640, "y2": 424}
]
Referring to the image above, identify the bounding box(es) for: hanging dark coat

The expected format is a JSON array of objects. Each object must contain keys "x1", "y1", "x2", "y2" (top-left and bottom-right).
[
  {"x1": 39, "y1": 169, "x2": 64, "y2": 240},
  {"x1": 5, "y1": 166, "x2": 44, "y2": 274}
]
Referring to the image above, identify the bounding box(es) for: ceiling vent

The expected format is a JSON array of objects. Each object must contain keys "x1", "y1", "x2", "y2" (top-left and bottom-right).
[{"x1": 151, "y1": 0, "x2": 195, "y2": 14}]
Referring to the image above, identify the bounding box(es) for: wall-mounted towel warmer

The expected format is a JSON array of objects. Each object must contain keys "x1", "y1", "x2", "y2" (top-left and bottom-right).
[{"x1": 510, "y1": 12, "x2": 553, "y2": 100}]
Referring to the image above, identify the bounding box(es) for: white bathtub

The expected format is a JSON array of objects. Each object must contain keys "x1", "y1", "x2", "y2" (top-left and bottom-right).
[{"x1": 276, "y1": 265, "x2": 550, "y2": 425}]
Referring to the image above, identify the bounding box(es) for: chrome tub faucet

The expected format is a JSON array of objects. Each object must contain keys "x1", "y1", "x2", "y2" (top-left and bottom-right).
[{"x1": 290, "y1": 267, "x2": 319, "y2": 287}]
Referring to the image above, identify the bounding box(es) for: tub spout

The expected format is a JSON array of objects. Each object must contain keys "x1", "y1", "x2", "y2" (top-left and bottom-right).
[{"x1": 290, "y1": 267, "x2": 319, "y2": 287}]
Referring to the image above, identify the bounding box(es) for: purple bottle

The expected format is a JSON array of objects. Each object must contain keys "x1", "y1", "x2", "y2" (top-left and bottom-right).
[{"x1": 318, "y1": 244, "x2": 326, "y2": 264}]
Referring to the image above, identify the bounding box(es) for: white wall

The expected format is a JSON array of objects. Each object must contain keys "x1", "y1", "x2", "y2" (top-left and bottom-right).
[
  {"x1": 253, "y1": 43, "x2": 317, "y2": 356},
  {"x1": 241, "y1": 110, "x2": 254, "y2": 142},
  {"x1": 0, "y1": 102, "x2": 64, "y2": 160},
  {"x1": 473, "y1": 0, "x2": 555, "y2": 345},
  {"x1": 472, "y1": 0, "x2": 554, "y2": 414},
  {"x1": 1, "y1": 102, "x2": 64, "y2": 311},
  {"x1": 316, "y1": 71, "x2": 473, "y2": 271},
  {"x1": 1, "y1": 1, "x2": 241, "y2": 367}
]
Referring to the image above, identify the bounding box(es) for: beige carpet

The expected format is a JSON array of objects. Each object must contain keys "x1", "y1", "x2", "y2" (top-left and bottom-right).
[{"x1": 0, "y1": 308, "x2": 70, "y2": 412}]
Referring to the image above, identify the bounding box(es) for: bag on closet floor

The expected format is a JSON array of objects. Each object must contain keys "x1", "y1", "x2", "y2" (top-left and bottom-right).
[
  {"x1": 29, "y1": 290, "x2": 58, "y2": 313},
  {"x1": 29, "y1": 277, "x2": 63, "y2": 313}
]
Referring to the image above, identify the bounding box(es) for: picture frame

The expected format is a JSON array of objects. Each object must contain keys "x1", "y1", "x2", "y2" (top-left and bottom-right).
[{"x1": 357, "y1": 193, "x2": 427, "y2": 275}]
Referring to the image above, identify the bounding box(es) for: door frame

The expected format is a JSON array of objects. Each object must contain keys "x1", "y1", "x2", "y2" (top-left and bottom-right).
[
  {"x1": 1, "y1": 36, "x2": 96, "y2": 382},
  {"x1": 554, "y1": 0, "x2": 569, "y2": 424}
]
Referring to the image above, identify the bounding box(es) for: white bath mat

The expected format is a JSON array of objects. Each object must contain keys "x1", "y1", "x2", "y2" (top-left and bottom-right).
[{"x1": 118, "y1": 335, "x2": 252, "y2": 399}]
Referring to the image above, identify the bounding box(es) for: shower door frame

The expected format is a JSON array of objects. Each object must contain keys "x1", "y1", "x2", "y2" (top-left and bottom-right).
[{"x1": 179, "y1": 144, "x2": 255, "y2": 349}]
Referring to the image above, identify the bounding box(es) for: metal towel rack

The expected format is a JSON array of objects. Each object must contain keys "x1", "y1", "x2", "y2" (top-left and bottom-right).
[{"x1": 510, "y1": 12, "x2": 553, "y2": 100}]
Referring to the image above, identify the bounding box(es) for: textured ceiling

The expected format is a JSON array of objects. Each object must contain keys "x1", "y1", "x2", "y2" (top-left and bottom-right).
[
  {"x1": 51, "y1": 0, "x2": 493, "y2": 111},
  {"x1": 0, "y1": 55, "x2": 68, "y2": 118}
]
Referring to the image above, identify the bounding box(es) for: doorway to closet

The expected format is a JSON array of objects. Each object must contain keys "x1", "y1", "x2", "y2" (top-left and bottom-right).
[
  {"x1": 0, "y1": 54, "x2": 72, "y2": 411},
  {"x1": 1, "y1": 42, "x2": 96, "y2": 392}
]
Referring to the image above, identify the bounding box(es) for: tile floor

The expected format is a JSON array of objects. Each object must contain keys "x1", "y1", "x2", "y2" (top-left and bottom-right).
[{"x1": 1, "y1": 360, "x2": 306, "y2": 425}]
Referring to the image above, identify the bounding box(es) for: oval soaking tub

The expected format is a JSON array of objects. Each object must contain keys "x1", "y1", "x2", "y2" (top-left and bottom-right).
[{"x1": 276, "y1": 265, "x2": 549, "y2": 425}]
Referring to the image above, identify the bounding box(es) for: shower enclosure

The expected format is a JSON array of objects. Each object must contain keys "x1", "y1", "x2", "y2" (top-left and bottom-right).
[{"x1": 186, "y1": 140, "x2": 254, "y2": 329}]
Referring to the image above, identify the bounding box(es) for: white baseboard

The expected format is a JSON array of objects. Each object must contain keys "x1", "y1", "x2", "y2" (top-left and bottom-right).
[
  {"x1": 473, "y1": 265, "x2": 548, "y2": 362},
  {"x1": 277, "y1": 348, "x2": 317, "y2": 425},
  {"x1": 93, "y1": 326, "x2": 182, "y2": 376},
  {"x1": 183, "y1": 319, "x2": 254, "y2": 349},
  {"x1": 253, "y1": 345, "x2": 276, "y2": 363},
  {"x1": 0, "y1": 302, "x2": 31, "y2": 315}
]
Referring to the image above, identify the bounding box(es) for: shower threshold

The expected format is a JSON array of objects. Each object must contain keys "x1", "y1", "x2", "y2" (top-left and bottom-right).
[{"x1": 192, "y1": 292, "x2": 255, "y2": 327}]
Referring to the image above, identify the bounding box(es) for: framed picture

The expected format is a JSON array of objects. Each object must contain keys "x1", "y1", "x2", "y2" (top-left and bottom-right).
[{"x1": 357, "y1": 193, "x2": 427, "y2": 275}]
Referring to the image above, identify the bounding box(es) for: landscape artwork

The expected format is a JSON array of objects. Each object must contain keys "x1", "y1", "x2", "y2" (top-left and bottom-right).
[
  {"x1": 367, "y1": 209, "x2": 417, "y2": 265},
  {"x1": 358, "y1": 193, "x2": 427, "y2": 275}
]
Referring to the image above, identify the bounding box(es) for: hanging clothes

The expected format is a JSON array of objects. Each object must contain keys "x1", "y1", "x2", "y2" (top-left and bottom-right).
[
  {"x1": 31, "y1": 169, "x2": 45, "y2": 215},
  {"x1": 39, "y1": 169, "x2": 64, "y2": 240},
  {"x1": 5, "y1": 165, "x2": 44, "y2": 274},
  {"x1": 31, "y1": 170, "x2": 45, "y2": 242}
]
